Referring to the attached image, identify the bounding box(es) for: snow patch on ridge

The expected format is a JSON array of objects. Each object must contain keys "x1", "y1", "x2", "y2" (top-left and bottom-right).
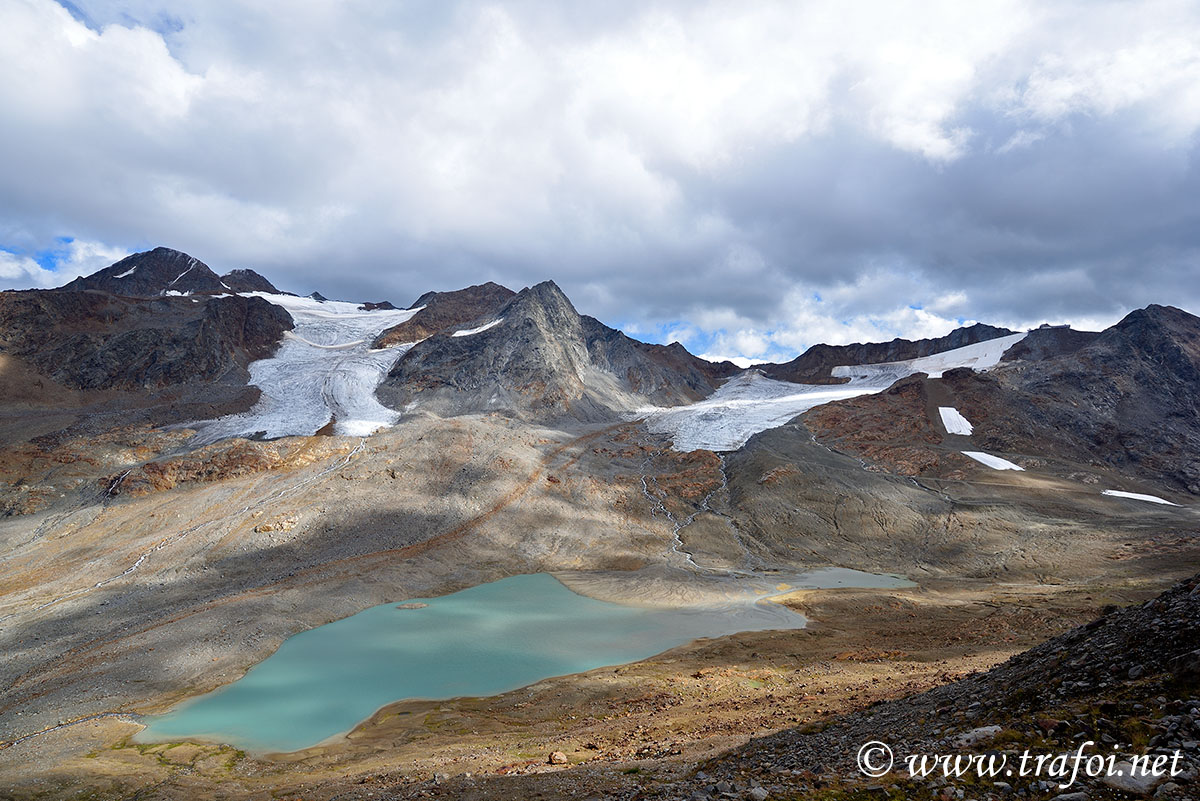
[
  {"x1": 190, "y1": 293, "x2": 422, "y2": 442},
  {"x1": 1102, "y1": 490, "x2": 1178, "y2": 506},
  {"x1": 452, "y1": 318, "x2": 503, "y2": 337},
  {"x1": 961, "y1": 451, "x2": 1024, "y2": 471},
  {"x1": 938, "y1": 406, "x2": 974, "y2": 435}
]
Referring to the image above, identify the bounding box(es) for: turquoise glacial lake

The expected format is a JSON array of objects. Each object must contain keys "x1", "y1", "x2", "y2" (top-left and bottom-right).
[{"x1": 136, "y1": 570, "x2": 908, "y2": 753}]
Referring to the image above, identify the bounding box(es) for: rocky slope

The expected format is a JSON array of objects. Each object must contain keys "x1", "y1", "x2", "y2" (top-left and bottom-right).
[
  {"x1": 583, "y1": 319, "x2": 740, "y2": 403},
  {"x1": 805, "y1": 304, "x2": 1200, "y2": 495},
  {"x1": 0, "y1": 288, "x2": 293, "y2": 457},
  {"x1": 670, "y1": 573, "x2": 1200, "y2": 801},
  {"x1": 981, "y1": 304, "x2": 1200, "y2": 494},
  {"x1": 999, "y1": 323, "x2": 1100, "y2": 362},
  {"x1": 759, "y1": 322, "x2": 1014, "y2": 384},
  {"x1": 372, "y1": 282, "x2": 517, "y2": 347}
]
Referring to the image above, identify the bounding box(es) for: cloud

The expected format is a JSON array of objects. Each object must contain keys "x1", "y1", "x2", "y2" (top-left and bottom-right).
[
  {"x1": 0, "y1": 239, "x2": 129, "y2": 289},
  {"x1": 0, "y1": 0, "x2": 1198, "y2": 363},
  {"x1": 0, "y1": 251, "x2": 53, "y2": 289}
]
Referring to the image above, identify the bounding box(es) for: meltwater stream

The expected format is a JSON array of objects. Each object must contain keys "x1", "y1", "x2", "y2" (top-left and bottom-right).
[{"x1": 136, "y1": 569, "x2": 910, "y2": 753}]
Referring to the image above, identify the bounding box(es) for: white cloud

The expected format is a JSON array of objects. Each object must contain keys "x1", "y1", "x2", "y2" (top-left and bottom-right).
[
  {"x1": 1012, "y1": 2, "x2": 1200, "y2": 144},
  {"x1": 0, "y1": 239, "x2": 129, "y2": 289},
  {"x1": 0, "y1": 251, "x2": 53, "y2": 288},
  {"x1": 56, "y1": 239, "x2": 131, "y2": 282}
]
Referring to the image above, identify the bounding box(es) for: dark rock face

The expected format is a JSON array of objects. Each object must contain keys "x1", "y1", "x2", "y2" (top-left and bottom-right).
[
  {"x1": 0, "y1": 290, "x2": 292, "y2": 391},
  {"x1": 379, "y1": 280, "x2": 734, "y2": 419},
  {"x1": 59, "y1": 248, "x2": 230, "y2": 296},
  {"x1": 373, "y1": 282, "x2": 516, "y2": 347},
  {"x1": 219, "y1": 268, "x2": 280, "y2": 294},
  {"x1": 358, "y1": 301, "x2": 397, "y2": 311},
  {"x1": 582, "y1": 318, "x2": 739, "y2": 403},
  {"x1": 761, "y1": 322, "x2": 1015, "y2": 384},
  {"x1": 1000, "y1": 324, "x2": 1100, "y2": 362}
]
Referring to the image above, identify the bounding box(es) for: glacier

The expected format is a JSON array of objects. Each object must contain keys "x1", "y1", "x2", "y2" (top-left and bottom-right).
[
  {"x1": 639, "y1": 372, "x2": 879, "y2": 453},
  {"x1": 190, "y1": 293, "x2": 421, "y2": 443}
]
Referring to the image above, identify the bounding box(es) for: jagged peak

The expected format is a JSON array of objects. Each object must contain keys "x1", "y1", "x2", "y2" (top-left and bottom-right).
[
  {"x1": 515, "y1": 279, "x2": 571, "y2": 304},
  {"x1": 494, "y1": 279, "x2": 581, "y2": 324}
]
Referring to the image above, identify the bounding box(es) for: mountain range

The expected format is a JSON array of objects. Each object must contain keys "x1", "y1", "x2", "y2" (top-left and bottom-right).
[
  {"x1": 4, "y1": 246, "x2": 1196, "y2": 494},
  {"x1": 1, "y1": 247, "x2": 1197, "y2": 800}
]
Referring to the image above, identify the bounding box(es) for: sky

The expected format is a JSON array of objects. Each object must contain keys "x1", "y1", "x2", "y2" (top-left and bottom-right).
[{"x1": 1, "y1": 0, "x2": 1198, "y2": 365}]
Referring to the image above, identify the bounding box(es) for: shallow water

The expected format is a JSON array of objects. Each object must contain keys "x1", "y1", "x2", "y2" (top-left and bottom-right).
[{"x1": 136, "y1": 569, "x2": 909, "y2": 753}]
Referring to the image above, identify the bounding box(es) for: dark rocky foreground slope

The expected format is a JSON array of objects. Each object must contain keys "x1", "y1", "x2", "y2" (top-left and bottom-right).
[
  {"x1": 760, "y1": 322, "x2": 1014, "y2": 384},
  {"x1": 668, "y1": 574, "x2": 1200, "y2": 801},
  {"x1": 379, "y1": 280, "x2": 738, "y2": 420}
]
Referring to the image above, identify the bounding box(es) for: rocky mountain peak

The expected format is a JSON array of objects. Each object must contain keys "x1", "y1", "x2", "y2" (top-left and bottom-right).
[
  {"x1": 500, "y1": 280, "x2": 586, "y2": 341},
  {"x1": 379, "y1": 279, "x2": 597, "y2": 418},
  {"x1": 1111, "y1": 303, "x2": 1200, "y2": 345},
  {"x1": 60, "y1": 247, "x2": 230, "y2": 296},
  {"x1": 1096, "y1": 303, "x2": 1200, "y2": 385},
  {"x1": 378, "y1": 278, "x2": 737, "y2": 420}
]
